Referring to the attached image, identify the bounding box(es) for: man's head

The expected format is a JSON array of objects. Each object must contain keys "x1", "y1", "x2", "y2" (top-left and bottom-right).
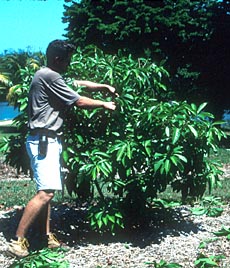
[{"x1": 46, "y1": 39, "x2": 76, "y2": 73}]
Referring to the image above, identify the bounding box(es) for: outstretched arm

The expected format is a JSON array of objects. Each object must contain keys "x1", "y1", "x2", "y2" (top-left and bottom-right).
[
  {"x1": 73, "y1": 80, "x2": 118, "y2": 96},
  {"x1": 75, "y1": 96, "x2": 116, "y2": 111}
]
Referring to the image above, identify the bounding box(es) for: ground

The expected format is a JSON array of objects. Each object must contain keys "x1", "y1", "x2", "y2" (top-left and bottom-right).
[{"x1": 0, "y1": 160, "x2": 230, "y2": 267}]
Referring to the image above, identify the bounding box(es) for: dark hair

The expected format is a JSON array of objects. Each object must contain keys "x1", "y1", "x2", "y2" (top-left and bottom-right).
[{"x1": 46, "y1": 39, "x2": 76, "y2": 62}]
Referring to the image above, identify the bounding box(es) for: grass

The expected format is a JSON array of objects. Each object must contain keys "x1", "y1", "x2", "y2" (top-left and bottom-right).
[
  {"x1": 157, "y1": 148, "x2": 230, "y2": 202},
  {"x1": 157, "y1": 178, "x2": 230, "y2": 203},
  {"x1": 0, "y1": 179, "x2": 75, "y2": 208},
  {"x1": 1, "y1": 176, "x2": 229, "y2": 209},
  {"x1": 209, "y1": 147, "x2": 230, "y2": 164},
  {"x1": 0, "y1": 179, "x2": 36, "y2": 208},
  {"x1": 0, "y1": 148, "x2": 229, "y2": 209}
]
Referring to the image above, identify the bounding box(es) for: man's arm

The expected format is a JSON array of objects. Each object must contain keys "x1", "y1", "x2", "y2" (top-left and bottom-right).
[
  {"x1": 73, "y1": 80, "x2": 118, "y2": 96},
  {"x1": 75, "y1": 96, "x2": 116, "y2": 111}
]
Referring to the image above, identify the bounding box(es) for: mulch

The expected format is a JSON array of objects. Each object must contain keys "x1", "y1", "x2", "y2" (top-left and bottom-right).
[{"x1": 0, "y1": 158, "x2": 230, "y2": 267}]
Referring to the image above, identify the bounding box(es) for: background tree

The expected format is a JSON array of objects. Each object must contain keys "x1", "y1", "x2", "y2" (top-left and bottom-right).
[
  {"x1": 0, "y1": 50, "x2": 45, "y2": 102},
  {"x1": 0, "y1": 51, "x2": 45, "y2": 173},
  {"x1": 196, "y1": 0, "x2": 230, "y2": 118},
  {"x1": 63, "y1": 0, "x2": 229, "y2": 117}
]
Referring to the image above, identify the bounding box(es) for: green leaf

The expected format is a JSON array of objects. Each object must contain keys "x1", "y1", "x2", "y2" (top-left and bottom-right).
[
  {"x1": 188, "y1": 124, "x2": 198, "y2": 138},
  {"x1": 127, "y1": 142, "x2": 132, "y2": 159},
  {"x1": 172, "y1": 128, "x2": 180, "y2": 144},
  {"x1": 207, "y1": 207, "x2": 223, "y2": 217},
  {"x1": 194, "y1": 258, "x2": 218, "y2": 266},
  {"x1": 170, "y1": 155, "x2": 178, "y2": 166},
  {"x1": 19, "y1": 102, "x2": 28, "y2": 111},
  {"x1": 191, "y1": 103, "x2": 197, "y2": 112},
  {"x1": 199, "y1": 241, "x2": 206, "y2": 249},
  {"x1": 115, "y1": 212, "x2": 123, "y2": 218},
  {"x1": 116, "y1": 144, "x2": 126, "y2": 161},
  {"x1": 95, "y1": 211, "x2": 103, "y2": 220},
  {"x1": 95, "y1": 151, "x2": 110, "y2": 158},
  {"x1": 208, "y1": 173, "x2": 217, "y2": 193},
  {"x1": 165, "y1": 126, "x2": 170, "y2": 137},
  {"x1": 197, "y1": 102, "x2": 207, "y2": 114},
  {"x1": 213, "y1": 226, "x2": 230, "y2": 237},
  {"x1": 112, "y1": 131, "x2": 120, "y2": 137},
  {"x1": 92, "y1": 166, "x2": 98, "y2": 180},
  {"x1": 102, "y1": 215, "x2": 108, "y2": 225},
  {"x1": 8, "y1": 248, "x2": 70, "y2": 268},
  {"x1": 76, "y1": 134, "x2": 84, "y2": 143},
  {"x1": 165, "y1": 263, "x2": 182, "y2": 268},
  {"x1": 174, "y1": 154, "x2": 187, "y2": 163},
  {"x1": 212, "y1": 120, "x2": 226, "y2": 126},
  {"x1": 154, "y1": 159, "x2": 164, "y2": 172},
  {"x1": 97, "y1": 219, "x2": 103, "y2": 229},
  {"x1": 62, "y1": 150, "x2": 69, "y2": 162},
  {"x1": 99, "y1": 161, "x2": 111, "y2": 177},
  {"x1": 108, "y1": 215, "x2": 116, "y2": 223},
  {"x1": 164, "y1": 159, "x2": 171, "y2": 174},
  {"x1": 191, "y1": 207, "x2": 207, "y2": 215},
  {"x1": 144, "y1": 140, "x2": 151, "y2": 157}
]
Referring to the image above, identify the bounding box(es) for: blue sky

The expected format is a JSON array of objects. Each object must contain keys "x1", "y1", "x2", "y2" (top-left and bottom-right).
[{"x1": 0, "y1": 0, "x2": 67, "y2": 54}]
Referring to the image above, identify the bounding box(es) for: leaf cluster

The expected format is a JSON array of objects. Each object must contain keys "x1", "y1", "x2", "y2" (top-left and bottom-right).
[
  {"x1": 194, "y1": 254, "x2": 225, "y2": 268},
  {"x1": 145, "y1": 260, "x2": 182, "y2": 268},
  {"x1": 195, "y1": 224, "x2": 230, "y2": 267},
  {"x1": 9, "y1": 248, "x2": 69, "y2": 268},
  {"x1": 191, "y1": 196, "x2": 223, "y2": 217},
  {"x1": 213, "y1": 226, "x2": 230, "y2": 240}
]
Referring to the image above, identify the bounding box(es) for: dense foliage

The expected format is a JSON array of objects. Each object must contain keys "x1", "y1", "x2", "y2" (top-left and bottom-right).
[
  {"x1": 1, "y1": 46, "x2": 226, "y2": 233},
  {"x1": 0, "y1": 52, "x2": 44, "y2": 173},
  {"x1": 63, "y1": 0, "x2": 230, "y2": 117},
  {"x1": 0, "y1": 50, "x2": 45, "y2": 101},
  {"x1": 63, "y1": 47, "x2": 225, "y2": 232}
]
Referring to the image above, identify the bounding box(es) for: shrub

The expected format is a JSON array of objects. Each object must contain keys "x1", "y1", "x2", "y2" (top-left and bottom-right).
[
  {"x1": 0, "y1": 46, "x2": 226, "y2": 233},
  {"x1": 62, "y1": 47, "x2": 226, "y2": 232}
]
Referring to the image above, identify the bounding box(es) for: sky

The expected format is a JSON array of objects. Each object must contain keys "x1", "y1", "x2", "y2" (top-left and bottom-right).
[{"x1": 0, "y1": 0, "x2": 67, "y2": 54}]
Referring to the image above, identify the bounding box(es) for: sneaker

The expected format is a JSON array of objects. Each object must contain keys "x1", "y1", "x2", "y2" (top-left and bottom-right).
[
  {"x1": 7, "y1": 237, "x2": 29, "y2": 258},
  {"x1": 47, "y1": 233, "x2": 61, "y2": 248}
]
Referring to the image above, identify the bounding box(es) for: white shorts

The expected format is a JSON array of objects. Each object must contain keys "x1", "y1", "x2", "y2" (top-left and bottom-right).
[{"x1": 26, "y1": 135, "x2": 63, "y2": 191}]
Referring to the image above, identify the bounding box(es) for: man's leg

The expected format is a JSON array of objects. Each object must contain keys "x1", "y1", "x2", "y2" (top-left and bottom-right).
[
  {"x1": 33, "y1": 202, "x2": 60, "y2": 248},
  {"x1": 45, "y1": 203, "x2": 51, "y2": 235},
  {"x1": 7, "y1": 191, "x2": 54, "y2": 257},
  {"x1": 28, "y1": 194, "x2": 53, "y2": 237},
  {"x1": 16, "y1": 191, "x2": 54, "y2": 238},
  {"x1": 44, "y1": 203, "x2": 61, "y2": 248}
]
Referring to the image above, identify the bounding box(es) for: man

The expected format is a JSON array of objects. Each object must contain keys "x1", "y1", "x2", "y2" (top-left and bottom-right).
[{"x1": 7, "y1": 39, "x2": 117, "y2": 257}]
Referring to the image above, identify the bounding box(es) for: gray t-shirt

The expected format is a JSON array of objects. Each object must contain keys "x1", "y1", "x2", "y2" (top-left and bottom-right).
[{"x1": 28, "y1": 67, "x2": 80, "y2": 132}]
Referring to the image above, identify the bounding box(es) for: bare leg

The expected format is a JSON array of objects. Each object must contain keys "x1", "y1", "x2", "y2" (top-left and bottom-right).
[
  {"x1": 16, "y1": 190, "x2": 54, "y2": 238},
  {"x1": 34, "y1": 203, "x2": 51, "y2": 235},
  {"x1": 43, "y1": 203, "x2": 51, "y2": 235}
]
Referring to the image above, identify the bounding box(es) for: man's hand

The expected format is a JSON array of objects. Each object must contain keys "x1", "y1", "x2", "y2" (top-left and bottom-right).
[
  {"x1": 105, "y1": 85, "x2": 119, "y2": 97},
  {"x1": 103, "y1": 101, "x2": 116, "y2": 111},
  {"x1": 76, "y1": 96, "x2": 116, "y2": 110},
  {"x1": 74, "y1": 80, "x2": 119, "y2": 97}
]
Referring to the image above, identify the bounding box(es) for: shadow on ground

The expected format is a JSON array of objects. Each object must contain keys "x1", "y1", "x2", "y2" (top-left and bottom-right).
[{"x1": 0, "y1": 202, "x2": 204, "y2": 251}]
